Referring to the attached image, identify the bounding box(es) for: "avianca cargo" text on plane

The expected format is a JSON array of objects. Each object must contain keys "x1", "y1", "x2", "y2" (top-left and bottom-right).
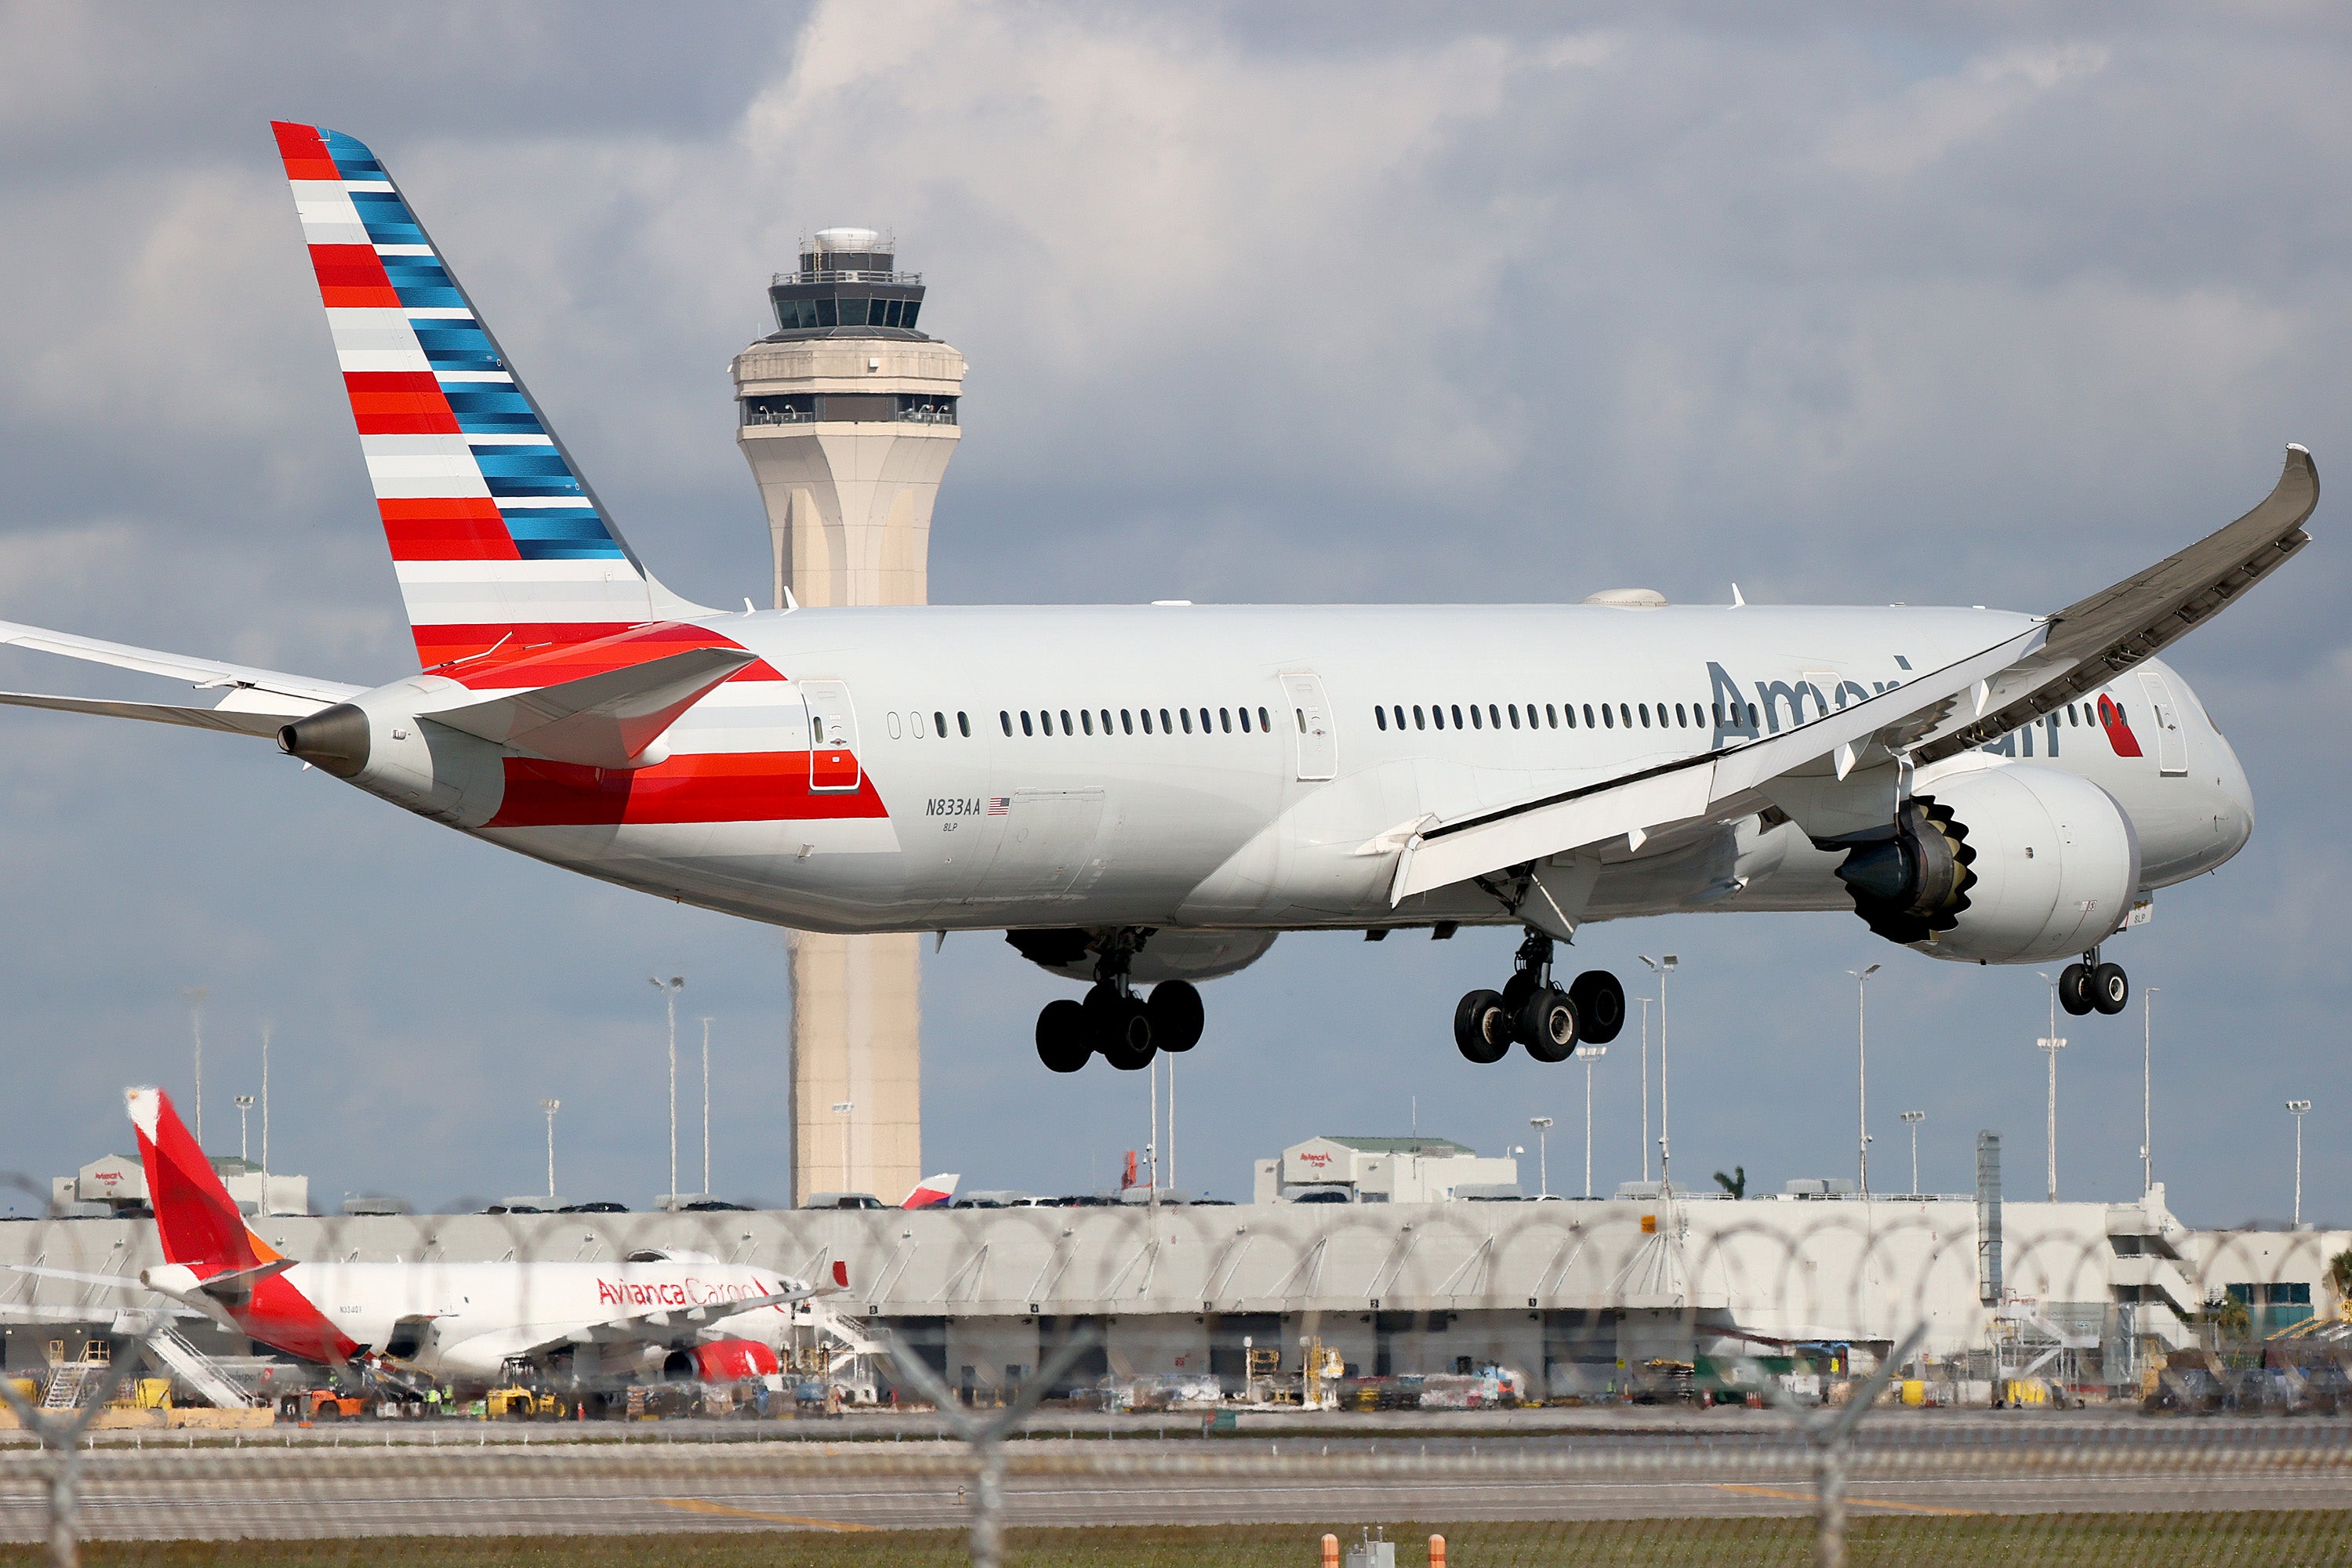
[{"x1": 0, "y1": 124, "x2": 2313, "y2": 1075}]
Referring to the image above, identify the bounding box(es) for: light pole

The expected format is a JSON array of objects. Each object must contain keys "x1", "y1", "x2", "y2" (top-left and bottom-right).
[
  {"x1": 1636, "y1": 998, "x2": 1653, "y2": 1185},
  {"x1": 832, "y1": 1100, "x2": 855, "y2": 1193},
  {"x1": 234, "y1": 1095, "x2": 255, "y2": 1161},
  {"x1": 2141, "y1": 986, "x2": 2160, "y2": 1196},
  {"x1": 2287, "y1": 1100, "x2": 2311, "y2": 1227},
  {"x1": 542, "y1": 1098, "x2": 561, "y2": 1199},
  {"x1": 1530, "y1": 1117, "x2": 1555, "y2": 1199},
  {"x1": 2038, "y1": 1035, "x2": 2067, "y2": 1202},
  {"x1": 260, "y1": 1022, "x2": 271, "y2": 1206},
  {"x1": 1900, "y1": 1110, "x2": 1925, "y2": 1196},
  {"x1": 1581, "y1": 1045, "x2": 1607, "y2": 1198},
  {"x1": 699, "y1": 1016, "x2": 714, "y2": 1198},
  {"x1": 183, "y1": 986, "x2": 209, "y2": 1146},
  {"x1": 1639, "y1": 956, "x2": 1678, "y2": 1192},
  {"x1": 1849, "y1": 963, "x2": 1882, "y2": 1196},
  {"x1": 648, "y1": 975, "x2": 684, "y2": 1205}
]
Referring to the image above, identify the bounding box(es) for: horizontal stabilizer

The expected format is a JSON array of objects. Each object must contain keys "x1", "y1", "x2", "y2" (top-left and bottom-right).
[
  {"x1": 423, "y1": 645, "x2": 757, "y2": 768},
  {"x1": 0, "y1": 618, "x2": 361, "y2": 705},
  {"x1": 0, "y1": 691, "x2": 318, "y2": 737}
]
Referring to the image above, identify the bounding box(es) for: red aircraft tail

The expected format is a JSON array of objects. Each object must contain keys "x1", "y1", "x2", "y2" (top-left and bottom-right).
[{"x1": 125, "y1": 1087, "x2": 278, "y2": 1271}]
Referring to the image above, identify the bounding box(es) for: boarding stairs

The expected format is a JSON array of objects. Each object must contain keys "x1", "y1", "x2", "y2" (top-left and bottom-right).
[
  {"x1": 111, "y1": 1311, "x2": 259, "y2": 1408},
  {"x1": 1996, "y1": 1303, "x2": 2101, "y2": 1382},
  {"x1": 799, "y1": 1301, "x2": 887, "y2": 1378},
  {"x1": 41, "y1": 1342, "x2": 111, "y2": 1410}
]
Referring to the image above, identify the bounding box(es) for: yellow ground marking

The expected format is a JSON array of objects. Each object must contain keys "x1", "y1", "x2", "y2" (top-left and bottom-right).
[
  {"x1": 1715, "y1": 1483, "x2": 1980, "y2": 1516},
  {"x1": 657, "y1": 1497, "x2": 880, "y2": 1532}
]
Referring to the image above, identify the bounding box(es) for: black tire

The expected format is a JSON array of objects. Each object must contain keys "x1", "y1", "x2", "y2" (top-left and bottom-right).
[
  {"x1": 1091, "y1": 989, "x2": 1156, "y2": 1070},
  {"x1": 2090, "y1": 962, "x2": 2129, "y2": 1014},
  {"x1": 1519, "y1": 987, "x2": 1578, "y2": 1062},
  {"x1": 1036, "y1": 998, "x2": 1091, "y2": 1073},
  {"x1": 1147, "y1": 981, "x2": 1205, "y2": 1052},
  {"x1": 315, "y1": 1400, "x2": 340, "y2": 1422},
  {"x1": 2057, "y1": 962, "x2": 2093, "y2": 1015},
  {"x1": 1567, "y1": 970, "x2": 1625, "y2": 1044},
  {"x1": 1453, "y1": 989, "x2": 1511, "y2": 1064}
]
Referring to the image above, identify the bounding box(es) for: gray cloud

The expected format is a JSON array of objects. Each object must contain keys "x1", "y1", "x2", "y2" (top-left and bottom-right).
[{"x1": 0, "y1": 3, "x2": 2343, "y2": 1225}]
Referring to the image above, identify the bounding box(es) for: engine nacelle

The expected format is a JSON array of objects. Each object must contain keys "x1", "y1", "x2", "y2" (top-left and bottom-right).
[
  {"x1": 669, "y1": 1338, "x2": 782, "y2": 1383},
  {"x1": 1836, "y1": 765, "x2": 2140, "y2": 964}
]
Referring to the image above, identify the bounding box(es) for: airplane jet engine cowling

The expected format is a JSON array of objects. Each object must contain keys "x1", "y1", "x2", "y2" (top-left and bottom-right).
[
  {"x1": 669, "y1": 1338, "x2": 781, "y2": 1383},
  {"x1": 1835, "y1": 765, "x2": 2140, "y2": 964}
]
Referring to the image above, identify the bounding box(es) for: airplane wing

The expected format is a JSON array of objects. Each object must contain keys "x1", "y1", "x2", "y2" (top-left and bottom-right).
[
  {"x1": 509, "y1": 1283, "x2": 820, "y2": 1358},
  {"x1": 1392, "y1": 445, "x2": 2318, "y2": 903}
]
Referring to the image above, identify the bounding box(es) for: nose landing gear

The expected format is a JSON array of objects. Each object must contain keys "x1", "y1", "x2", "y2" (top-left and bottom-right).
[
  {"x1": 2057, "y1": 949, "x2": 2130, "y2": 1017},
  {"x1": 1454, "y1": 931, "x2": 1627, "y2": 1064},
  {"x1": 1033, "y1": 933, "x2": 1206, "y2": 1073}
]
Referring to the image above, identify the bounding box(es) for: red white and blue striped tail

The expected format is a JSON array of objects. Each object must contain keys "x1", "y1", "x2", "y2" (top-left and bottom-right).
[
  {"x1": 270, "y1": 122, "x2": 708, "y2": 673},
  {"x1": 901, "y1": 1173, "x2": 960, "y2": 1209}
]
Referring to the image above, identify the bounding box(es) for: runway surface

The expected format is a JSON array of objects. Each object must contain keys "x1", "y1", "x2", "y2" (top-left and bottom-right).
[{"x1": 2, "y1": 1417, "x2": 2347, "y2": 1539}]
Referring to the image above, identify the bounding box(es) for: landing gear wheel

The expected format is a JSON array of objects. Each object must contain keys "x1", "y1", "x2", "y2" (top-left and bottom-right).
[
  {"x1": 1036, "y1": 998, "x2": 1090, "y2": 1073},
  {"x1": 1453, "y1": 989, "x2": 1511, "y2": 1064},
  {"x1": 1567, "y1": 971, "x2": 1626, "y2": 1044},
  {"x1": 2056, "y1": 963, "x2": 2093, "y2": 1016},
  {"x1": 1088, "y1": 986, "x2": 1156, "y2": 1070},
  {"x1": 2090, "y1": 962, "x2": 2129, "y2": 1014},
  {"x1": 1518, "y1": 986, "x2": 1579, "y2": 1063},
  {"x1": 1146, "y1": 981, "x2": 1204, "y2": 1053}
]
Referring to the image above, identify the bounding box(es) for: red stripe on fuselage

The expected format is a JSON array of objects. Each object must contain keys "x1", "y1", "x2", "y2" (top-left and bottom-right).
[
  {"x1": 226, "y1": 1270, "x2": 361, "y2": 1366},
  {"x1": 488, "y1": 750, "x2": 887, "y2": 828}
]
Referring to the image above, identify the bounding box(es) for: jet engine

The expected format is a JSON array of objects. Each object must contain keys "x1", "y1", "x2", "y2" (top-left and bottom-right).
[
  {"x1": 666, "y1": 1339, "x2": 782, "y2": 1383},
  {"x1": 1835, "y1": 765, "x2": 2140, "y2": 964}
]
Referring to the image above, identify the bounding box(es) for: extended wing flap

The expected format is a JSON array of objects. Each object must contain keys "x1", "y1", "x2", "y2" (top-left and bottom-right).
[{"x1": 422, "y1": 645, "x2": 756, "y2": 769}]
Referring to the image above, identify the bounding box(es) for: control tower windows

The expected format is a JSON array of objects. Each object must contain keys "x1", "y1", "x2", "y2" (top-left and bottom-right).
[
  {"x1": 742, "y1": 394, "x2": 818, "y2": 426},
  {"x1": 740, "y1": 393, "x2": 957, "y2": 426}
]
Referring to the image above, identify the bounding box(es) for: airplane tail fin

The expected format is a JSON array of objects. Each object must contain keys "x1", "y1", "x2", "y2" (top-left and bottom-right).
[
  {"x1": 268, "y1": 122, "x2": 707, "y2": 673},
  {"x1": 901, "y1": 1173, "x2": 960, "y2": 1210},
  {"x1": 125, "y1": 1087, "x2": 278, "y2": 1271}
]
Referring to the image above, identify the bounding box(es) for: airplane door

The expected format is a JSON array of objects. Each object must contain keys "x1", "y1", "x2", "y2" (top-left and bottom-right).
[
  {"x1": 1281, "y1": 673, "x2": 1337, "y2": 782},
  {"x1": 800, "y1": 680, "x2": 862, "y2": 792},
  {"x1": 2138, "y1": 670, "x2": 2189, "y2": 777}
]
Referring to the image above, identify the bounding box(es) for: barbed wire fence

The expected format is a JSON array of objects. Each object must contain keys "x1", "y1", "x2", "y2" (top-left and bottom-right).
[{"x1": 0, "y1": 1193, "x2": 2344, "y2": 1566}]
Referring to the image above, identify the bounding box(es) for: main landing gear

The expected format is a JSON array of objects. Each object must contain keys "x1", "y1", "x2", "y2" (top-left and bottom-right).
[
  {"x1": 2056, "y1": 947, "x2": 2130, "y2": 1017},
  {"x1": 1454, "y1": 931, "x2": 1627, "y2": 1065},
  {"x1": 1034, "y1": 937, "x2": 1206, "y2": 1073}
]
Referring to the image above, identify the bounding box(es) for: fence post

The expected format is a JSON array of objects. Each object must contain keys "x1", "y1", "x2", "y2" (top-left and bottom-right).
[
  {"x1": 1804, "y1": 1322, "x2": 1925, "y2": 1568},
  {"x1": 880, "y1": 1327, "x2": 1100, "y2": 1568}
]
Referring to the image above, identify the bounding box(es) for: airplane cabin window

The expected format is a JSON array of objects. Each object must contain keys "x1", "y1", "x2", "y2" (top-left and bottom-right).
[
  {"x1": 887, "y1": 712, "x2": 902, "y2": 739},
  {"x1": 1240, "y1": 707, "x2": 1254, "y2": 733},
  {"x1": 1621, "y1": 703, "x2": 1632, "y2": 728},
  {"x1": 1080, "y1": 710, "x2": 1094, "y2": 735},
  {"x1": 1160, "y1": 708, "x2": 1174, "y2": 733},
  {"x1": 1675, "y1": 704, "x2": 1687, "y2": 728},
  {"x1": 1431, "y1": 705, "x2": 1444, "y2": 730},
  {"x1": 958, "y1": 712, "x2": 971, "y2": 737},
  {"x1": 933, "y1": 710, "x2": 946, "y2": 737},
  {"x1": 1180, "y1": 708, "x2": 1193, "y2": 733},
  {"x1": 1507, "y1": 704, "x2": 1520, "y2": 729},
  {"x1": 1100, "y1": 709, "x2": 1112, "y2": 734},
  {"x1": 1258, "y1": 706, "x2": 1272, "y2": 731},
  {"x1": 1294, "y1": 708, "x2": 1305, "y2": 732},
  {"x1": 1546, "y1": 703, "x2": 1559, "y2": 728},
  {"x1": 1637, "y1": 705, "x2": 1650, "y2": 728},
  {"x1": 1000, "y1": 710, "x2": 1013, "y2": 736},
  {"x1": 1018, "y1": 711, "x2": 1031, "y2": 736},
  {"x1": 1487, "y1": 704, "x2": 1501, "y2": 728},
  {"x1": 1602, "y1": 704, "x2": 1613, "y2": 728},
  {"x1": 1451, "y1": 704, "x2": 1465, "y2": 728},
  {"x1": 1747, "y1": 703, "x2": 1759, "y2": 726},
  {"x1": 1413, "y1": 705, "x2": 1426, "y2": 730},
  {"x1": 1141, "y1": 709, "x2": 1153, "y2": 733},
  {"x1": 1220, "y1": 708, "x2": 1232, "y2": 733},
  {"x1": 1564, "y1": 703, "x2": 1577, "y2": 728},
  {"x1": 1200, "y1": 708, "x2": 1212, "y2": 733},
  {"x1": 1375, "y1": 706, "x2": 1388, "y2": 731},
  {"x1": 1060, "y1": 709, "x2": 1073, "y2": 735},
  {"x1": 1121, "y1": 709, "x2": 1134, "y2": 734},
  {"x1": 1469, "y1": 704, "x2": 1482, "y2": 730}
]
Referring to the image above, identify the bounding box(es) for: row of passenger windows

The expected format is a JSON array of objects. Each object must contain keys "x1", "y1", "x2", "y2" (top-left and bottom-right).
[
  {"x1": 1000, "y1": 706, "x2": 1278, "y2": 738},
  {"x1": 1373, "y1": 699, "x2": 1761, "y2": 734}
]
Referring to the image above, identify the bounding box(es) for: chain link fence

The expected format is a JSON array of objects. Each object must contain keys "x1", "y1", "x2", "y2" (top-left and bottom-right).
[{"x1": 1, "y1": 1196, "x2": 2345, "y2": 1566}]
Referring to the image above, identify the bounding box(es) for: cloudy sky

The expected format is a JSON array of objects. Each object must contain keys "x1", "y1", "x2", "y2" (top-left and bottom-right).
[{"x1": 0, "y1": 2, "x2": 2343, "y2": 1226}]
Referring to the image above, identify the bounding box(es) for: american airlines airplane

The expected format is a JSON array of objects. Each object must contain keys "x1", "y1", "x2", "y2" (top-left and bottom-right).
[
  {"x1": 0, "y1": 124, "x2": 2314, "y2": 1075},
  {"x1": 11, "y1": 1090, "x2": 822, "y2": 1388}
]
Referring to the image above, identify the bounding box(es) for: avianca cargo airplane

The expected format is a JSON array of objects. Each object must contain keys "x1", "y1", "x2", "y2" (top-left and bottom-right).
[
  {"x1": 0, "y1": 124, "x2": 2314, "y2": 1073},
  {"x1": 107, "y1": 1087, "x2": 818, "y2": 1385}
]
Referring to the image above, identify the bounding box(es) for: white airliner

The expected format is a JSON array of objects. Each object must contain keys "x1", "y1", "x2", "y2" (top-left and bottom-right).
[
  {"x1": 11, "y1": 1089, "x2": 822, "y2": 1388},
  {"x1": 0, "y1": 124, "x2": 2314, "y2": 1074}
]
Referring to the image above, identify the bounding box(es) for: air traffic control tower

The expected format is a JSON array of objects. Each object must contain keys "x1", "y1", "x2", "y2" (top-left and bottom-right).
[{"x1": 731, "y1": 228, "x2": 966, "y2": 1207}]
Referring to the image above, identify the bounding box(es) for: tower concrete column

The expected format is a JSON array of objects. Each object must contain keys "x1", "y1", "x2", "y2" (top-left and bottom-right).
[{"x1": 731, "y1": 228, "x2": 965, "y2": 1207}]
